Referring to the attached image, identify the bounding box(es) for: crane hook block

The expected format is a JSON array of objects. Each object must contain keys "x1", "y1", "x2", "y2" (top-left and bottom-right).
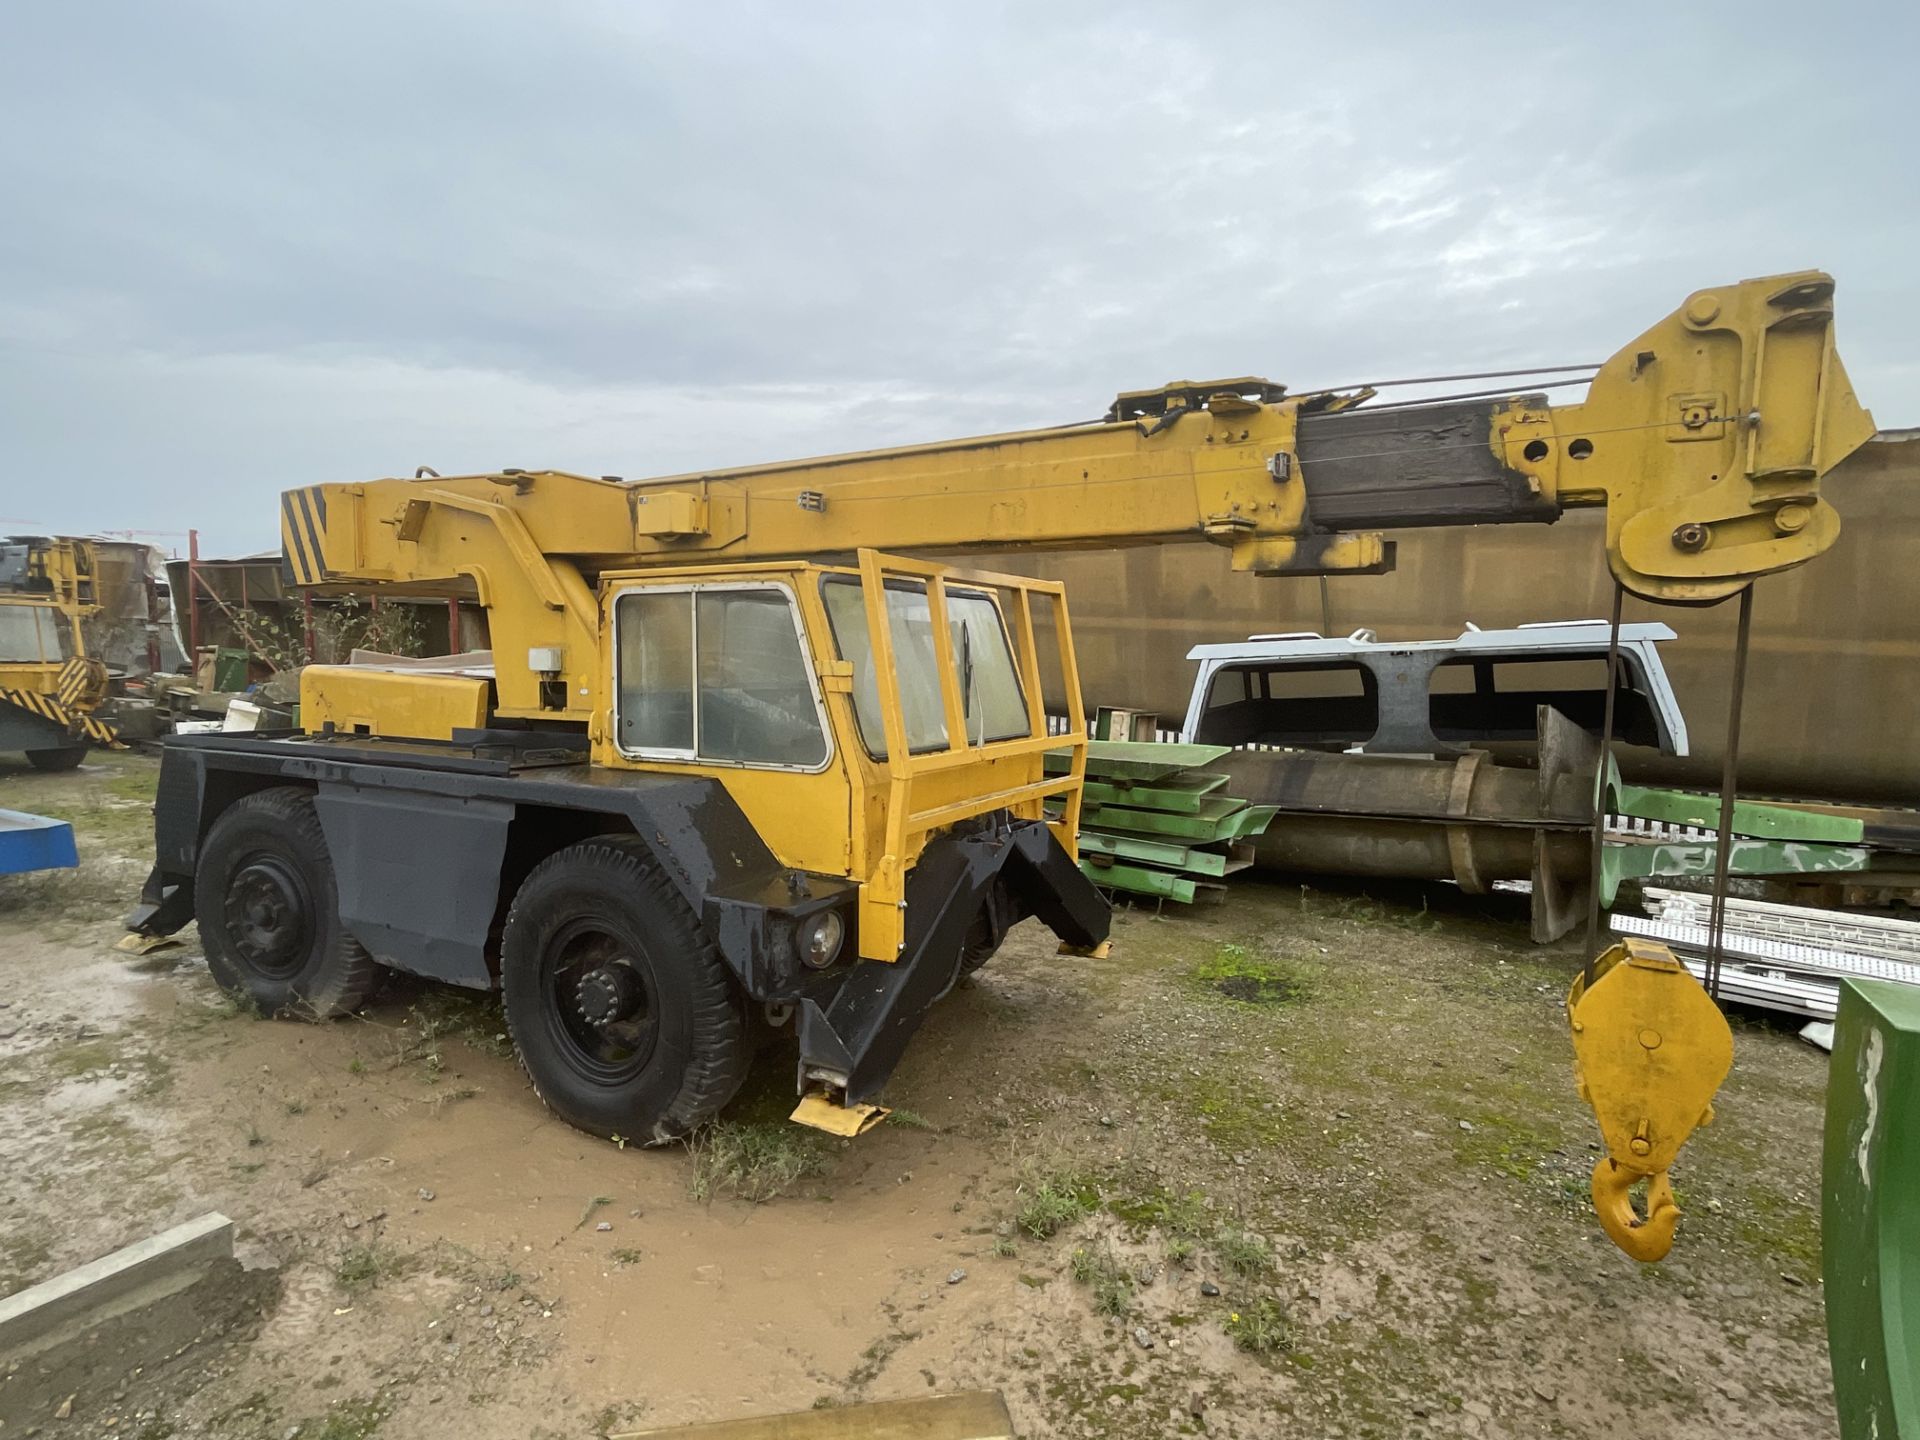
[{"x1": 1566, "y1": 938, "x2": 1733, "y2": 1262}]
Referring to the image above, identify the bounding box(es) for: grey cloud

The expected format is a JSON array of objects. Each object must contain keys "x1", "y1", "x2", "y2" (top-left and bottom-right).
[{"x1": 1, "y1": 1, "x2": 1913, "y2": 555}]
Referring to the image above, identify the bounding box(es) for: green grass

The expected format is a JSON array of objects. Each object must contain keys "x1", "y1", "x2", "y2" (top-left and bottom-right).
[
  {"x1": 1068, "y1": 1244, "x2": 1133, "y2": 1318},
  {"x1": 1225, "y1": 1297, "x2": 1290, "y2": 1354},
  {"x1": 1014, "y1": 1169, "x2": 1100, "y2": 1239},
  {"x1": 305, "y1": 1398, "x2": 387, "y2": 1440},
  {"x1": 1149, "y1": 1187, "x2": 1210, "y2": 1238},
  {"x1": 334, "y1": 1241, "x2": 412, "y2": 1295},
  {"x1": 688, "y1": 1121, "x2": 829, "y2": 1203},
  {"x1": 1450, "y1": 1105, "x2": 1562, "y2": 1182},
  {"x1": 1212, "y1": 1226, "x2": 1271, "y2": 1278},
  {"x1": 400, "y1": 991, "x2": 514, "y2": 1074},
  {"x1": 1190, "y1": 942, "x2": 1317, "y2": 1006},
  {"x1": 1186, "y1": 1069, "x2": 1291, "y2": 1152}
]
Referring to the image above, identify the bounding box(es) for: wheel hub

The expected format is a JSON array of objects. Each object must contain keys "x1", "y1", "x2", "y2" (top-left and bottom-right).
[
  {"x1": 224, "y1": 857, "x2": 312, "y2": 977},
  {"x1": 575, "y1": 963, "x2": 644, "y2": 1027}
]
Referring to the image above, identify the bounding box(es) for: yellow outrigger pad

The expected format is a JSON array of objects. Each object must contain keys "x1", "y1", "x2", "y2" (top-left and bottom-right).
[
  {"x1": 114, "y1": 932, "x2": 180, "y2": 956},
  {"x1": 789, "y1": 1091, "x2": 890, "y2": 1138},
  {"x1": 1057, "y1": 940, "x2": 1112, "y2": 959},
  {"x1": 611, "y1": 1391, "x2": 1016, "y2": 1440},
  {"x1": 1568, "y1": 937, "x2": 1733, "y2": 1262}
]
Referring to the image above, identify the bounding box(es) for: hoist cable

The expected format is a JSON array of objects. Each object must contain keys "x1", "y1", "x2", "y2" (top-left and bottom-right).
[
  {"x1": 1582, "y1": 580, "x2": 1626, "y2": 984},
  {"x1": 1704, "y1": 587, "x2": 1756, "y2": 1001}
]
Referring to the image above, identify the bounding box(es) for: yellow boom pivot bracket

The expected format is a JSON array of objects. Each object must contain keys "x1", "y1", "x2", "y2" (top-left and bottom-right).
[{"x1": 1567, "y1": 938, "x2": 1733, "y2": 1262}]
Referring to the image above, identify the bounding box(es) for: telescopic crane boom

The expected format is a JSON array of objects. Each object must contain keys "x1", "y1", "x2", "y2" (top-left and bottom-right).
[{"x1": 282, "y1": 271, "x2": 1872, "y2": 722}]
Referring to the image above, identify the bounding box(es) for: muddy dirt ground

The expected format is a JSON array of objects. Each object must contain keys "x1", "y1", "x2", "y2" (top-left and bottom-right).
[{"x1": 0, "y1": 752, "x2": 1835, "y2": 1439}]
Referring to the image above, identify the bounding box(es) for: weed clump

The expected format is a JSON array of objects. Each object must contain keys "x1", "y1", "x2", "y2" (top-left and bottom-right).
[
  {"x1": 334, "y1": 1241, "x2": 411, "y2": 1295},
  {"x1": 1014, "y1": 1171, "x2": 1099, "y2": 1239},
  {"x1": 1224, "y1": 1296, "x2": 1289, "y2": 1353},
  {"x1": 1069, "y1": 1245, "x2": 1133, "y2": 1318},
  {"x1": 1212, "y1": 1226, "x2": 1271, "y2": 1278},
  {"x1": 305, "y1": 1397, "x2": 388, "y2": 1440},
  {"x1": 1152, "y1": 1188, "x2": 1210, "y2": 1238},
  {"x1": 688, "y1": 1121, "x2": 828, "y2": 1203}
]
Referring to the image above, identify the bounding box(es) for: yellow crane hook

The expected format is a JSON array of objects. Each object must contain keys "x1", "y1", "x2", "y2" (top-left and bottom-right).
[{"x1": 1567, "y1": 938, "x2": 1733, "y2": 1262}]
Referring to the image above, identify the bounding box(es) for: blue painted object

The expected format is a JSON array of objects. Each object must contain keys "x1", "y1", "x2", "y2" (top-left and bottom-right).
[{"x1": 0, "y1": 808, "x2": 79, "y2": 875}]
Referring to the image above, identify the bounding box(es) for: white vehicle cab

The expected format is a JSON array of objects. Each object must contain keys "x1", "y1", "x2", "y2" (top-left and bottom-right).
[{"x1": 1178, "y1": 620, "x2": 1688, "y2": 758}]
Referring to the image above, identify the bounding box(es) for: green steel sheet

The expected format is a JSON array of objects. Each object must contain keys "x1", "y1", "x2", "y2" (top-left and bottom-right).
[
  {"x1": 1613, "y1": 783, "x2": 1866, "y2": 844},
  {"x1": 1600, "y1": 838, "x2": 1869, "y2": 904},
  {"x1": 1081, "y1": 772, "x2": 1231, "y2": 814},
  {"x1": 1047, "y1": 740, "x2": 1232, "y2": 782},
  {"x1": 1077, "y1": 829, "x2": 1237, "y2": 877},
  {"x1": 1080, "y1": 858, "x2": 1200, "y2": 903},
  {"x1": 1056, "y1": 797, "x2": 1277, "y2": 844},
  {"x1": 1062, "y1": 796, "x2": 1237, "y2": 841},
  {"x1": 1223, "y1": 804, "x2": 1278, "y2": 840},
  {"x1": 1822, "y1": 978, "x2": 1920, "y2": 1440}
]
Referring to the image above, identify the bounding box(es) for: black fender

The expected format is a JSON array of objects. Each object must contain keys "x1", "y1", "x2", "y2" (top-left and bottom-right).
[
  {"x1": 126, "y1": 734, "x2": 855, "y2": 994},
  {"x1": 797, "y1": 818, "x2": 1108, "y2": 1102}
]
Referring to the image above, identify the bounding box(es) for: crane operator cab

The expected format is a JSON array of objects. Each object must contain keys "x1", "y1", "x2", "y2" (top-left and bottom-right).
[{"x1": 599, "y1": 557, "x2": 1084, "y2": 963}]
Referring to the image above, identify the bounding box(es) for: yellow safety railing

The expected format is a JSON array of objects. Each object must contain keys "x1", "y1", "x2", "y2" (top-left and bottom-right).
[{"x1": 854, "y1": 548, "x2": 1086, "y2": 961}]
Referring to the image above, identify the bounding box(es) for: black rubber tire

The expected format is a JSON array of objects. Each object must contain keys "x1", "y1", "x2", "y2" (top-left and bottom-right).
[
  {"x1": 499, "y1": 836, "x2": 749, "y2": 1145},
  {"x1": 957, "y1": 905, "x2": 1002, "y2": 976},
  {"x1": 194, "y1": 787, "x2": 381, "y2": 1019},
  {"x1": 25, "y1": 746, "x2": 86, "y2": 772}
]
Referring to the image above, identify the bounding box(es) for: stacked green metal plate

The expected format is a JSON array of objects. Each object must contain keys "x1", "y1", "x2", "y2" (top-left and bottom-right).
[{"x1": 1047, "y1": 742, "x2": 1276, "y2": 904}]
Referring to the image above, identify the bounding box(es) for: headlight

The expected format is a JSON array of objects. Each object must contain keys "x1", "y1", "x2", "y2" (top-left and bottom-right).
[{"x1": 798, "y1": 910, "x2": 846, "y2": 969}]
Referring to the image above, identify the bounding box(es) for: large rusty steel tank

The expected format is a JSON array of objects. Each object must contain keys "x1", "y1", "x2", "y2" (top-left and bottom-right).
[{"x1": 975, "y1": 430, "x2": 1918, "y2": 805}]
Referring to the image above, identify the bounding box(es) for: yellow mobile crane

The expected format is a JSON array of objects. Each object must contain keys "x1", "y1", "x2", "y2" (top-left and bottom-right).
[
  {"x1": 1, "y1": 535, "x2": 120, "y2": 768},
  {"x1": 129, "y1": 272, "x2": 1872, "y2": 1258}
]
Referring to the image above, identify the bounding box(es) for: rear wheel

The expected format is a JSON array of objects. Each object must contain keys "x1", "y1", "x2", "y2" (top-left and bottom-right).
[
  {"x1": 194, "y1": 787, "x2": 381, "y2": 1018},
  {"x1": 958, "y1": 886, "x2": 1017, "y2": 976},
  {"x1": 500, "y1": 836, "x2": 749, "y2": 1145},
  {"x1": 958, "y1": 910, "x2": 1000, "y2": 976},
  {"x1": 26, "y1": 746, "x2": 86, "y2": 772}
]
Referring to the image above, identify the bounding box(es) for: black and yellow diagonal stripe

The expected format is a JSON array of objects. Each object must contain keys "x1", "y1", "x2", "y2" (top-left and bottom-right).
[
  {"x1": 56, "y1": 656, "x2": 97, "y2": 708},
  {"x1": 280, "y1": 485, "x2": 330, "y2": 586},
  {"x1": 0, "y1": 686, "x2": 124, "y2": 748},
  {"x1": 1, "y1": 685, "x2": 67, "y2": 725}
]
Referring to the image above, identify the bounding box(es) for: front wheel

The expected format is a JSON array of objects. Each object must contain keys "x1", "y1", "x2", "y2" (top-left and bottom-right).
[
  {"x1": 499, "y1": 836, "x2": 749, "y2": 1145},
  {"x1": 194, "y1": 787, "x2": 381, "y2": 1018},
  {"x1": 26, "y1": 746, "x2": 86, "y2": 772}
]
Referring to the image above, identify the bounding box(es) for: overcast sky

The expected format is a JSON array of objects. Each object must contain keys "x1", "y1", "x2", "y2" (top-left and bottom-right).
[{"x1": 2, "y1": 2, "x2": 1913, "y2": 557}]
